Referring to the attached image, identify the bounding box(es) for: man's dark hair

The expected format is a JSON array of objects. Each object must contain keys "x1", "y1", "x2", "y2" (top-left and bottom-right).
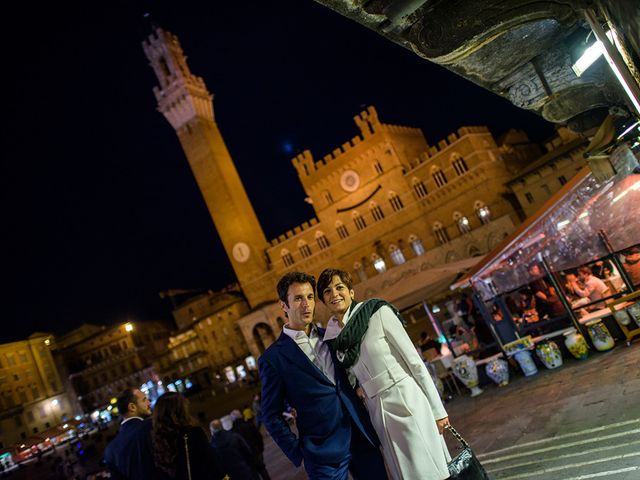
[
  {"x1": 317, "y1": 268, "x2": 353, "y2": 303},
  {"x1": 276, "y1": 272, "x2": 316, "y2": 305},
  {"x1": 116, "y1": 387, "x2": 138, "y2": 417},
  {"x1": 578, "y1": 266, "x2": 592, "y2": 275}
]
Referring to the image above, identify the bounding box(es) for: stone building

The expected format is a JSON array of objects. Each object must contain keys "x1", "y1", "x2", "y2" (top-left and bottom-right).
[
  {"x1": 143, "y1": 28, "x2": 582, "y2": 358},
  {"x1": 0, "y1": 333, "x2": 73, "y2": 449},
  {"x1": 61, "y1": 321, "x2": 170, "y2": 411},
  {"x1": 507, "y1": 128, "x2": 589, "y2": 218},
  {"x1": 154, "y1": 289, "x2": 253, "y2": 388}
]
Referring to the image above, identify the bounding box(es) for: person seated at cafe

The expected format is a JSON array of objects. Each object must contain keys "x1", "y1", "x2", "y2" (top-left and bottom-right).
[
  {"x1": 591, "y1": 259, "x2": 612, "y2": 279},
  {"x1": 418, "y1": 331, "x2": 442, "y2": 356},
  {"x1": 602, "y1": 265, "x2": 625, "y2": 293},
  {"x1": 570, "y1": 266, "x2": 609, "y2": 310},
  {"x1": 623, "y1": 246, "x2": 640, "y2": 287},
  {"x1": 528, "y1": 264, "x2": 566, "y2": 319},
  {"x1": 517, "y1": 288, "x2": 539, "y2": 324}
]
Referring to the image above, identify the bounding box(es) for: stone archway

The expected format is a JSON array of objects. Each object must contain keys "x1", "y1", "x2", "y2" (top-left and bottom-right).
[{"x1": 252, "y1": 322, "x2": 276, "y2": 354}]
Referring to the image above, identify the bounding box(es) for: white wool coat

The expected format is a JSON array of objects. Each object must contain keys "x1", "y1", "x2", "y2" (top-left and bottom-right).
[{"x1": 342, "y1": 303, "x2": 451, "y2": 480}]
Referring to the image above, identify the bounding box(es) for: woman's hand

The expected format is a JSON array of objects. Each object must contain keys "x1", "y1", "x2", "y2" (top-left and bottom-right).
[{"x1": 436, "y1": 417, "x2": 450, "y2": 435}]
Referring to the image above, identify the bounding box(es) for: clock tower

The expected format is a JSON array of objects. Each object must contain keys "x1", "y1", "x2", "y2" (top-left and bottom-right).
[{"x1": 143, "y1": 28, "x2": 276, "y2": 307}]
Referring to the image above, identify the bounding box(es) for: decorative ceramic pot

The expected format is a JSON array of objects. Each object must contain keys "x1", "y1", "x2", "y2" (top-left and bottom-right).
[
  {"x1": 535, "y1": 340, "x2": 563, "y2": 369},
  {"x1": 614, "y1": 309, "x2": 632, "y2": 326},
  {"x1": 563, "y1": 329, "x2": 589, "y2": 359},
  {"x1": 452, "y1": 355, "x2": 483, "y2": 397},
  {"x1": 627, "y1": 303, "x2": 640, "y2": 326},
  {"x1": 513, "y1": 350, "x2": 538, "y2": 376},
  {"x1": 485, "y1": 358, "x2": 509, "y2": 386},
  {"x1": 586, "y1": 319, "x2": 615, "y2": 351}
]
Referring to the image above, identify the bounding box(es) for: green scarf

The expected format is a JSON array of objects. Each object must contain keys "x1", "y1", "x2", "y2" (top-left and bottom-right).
[{"x1": 331, "y1": 298, "x2": 405, "y2": 369}]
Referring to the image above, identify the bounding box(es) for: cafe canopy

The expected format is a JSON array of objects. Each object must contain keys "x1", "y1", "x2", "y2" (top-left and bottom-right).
[{"x1": 453, "y1": 145, "x2": 640, "y2": 301}]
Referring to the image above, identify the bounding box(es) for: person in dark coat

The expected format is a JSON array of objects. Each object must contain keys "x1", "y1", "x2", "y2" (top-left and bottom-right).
[
  {"x1": 152, "y1": 392, "x2": 223, "y2": 480},
  {"x1": 103, "y1": 387, "x2": 155, "y2": 480},
  {"x1": 210, "y1": 419, "x2": 260, "y2": 480},
  {"x1": 230, "y1": 409, "x2": 271, "y2": 480}
]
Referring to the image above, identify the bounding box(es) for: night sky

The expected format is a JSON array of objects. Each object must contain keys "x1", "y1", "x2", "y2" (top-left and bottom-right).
[{"x1": 3, "y1": 0, "x2": 554, "y2": 343}]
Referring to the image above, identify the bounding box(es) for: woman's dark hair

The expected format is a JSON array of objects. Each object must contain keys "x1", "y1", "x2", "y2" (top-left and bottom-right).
[
  {"x1": 317, "y1": 268, "x2": 353, "y2": 303},
  {"x1": 152, "y1": 392, "x2": 196, "y2": 477}
]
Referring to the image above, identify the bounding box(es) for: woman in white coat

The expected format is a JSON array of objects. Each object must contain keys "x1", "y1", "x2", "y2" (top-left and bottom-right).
[{"x1": 319, "y1": 268, "x2": 451, "y2": 480}]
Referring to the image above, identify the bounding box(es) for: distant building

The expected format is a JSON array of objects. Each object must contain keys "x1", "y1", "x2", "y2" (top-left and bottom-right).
[
  {"x1": 0, "y1": 333, "x2": 73, "y2": 449},
  {"x1": 61, "y1": 321, "x2": 170, "y2": 412},
  {"x1": 154, "y1": 289, "x2": 253, "y2": 389},
  {"x1": 508, "y1": 128, "x2": 588, "y2": 218}
]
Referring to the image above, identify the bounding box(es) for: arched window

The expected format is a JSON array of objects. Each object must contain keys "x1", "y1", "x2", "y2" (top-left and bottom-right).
[
  {"x1": 297, "y1": 240, "x2": 312, "y2": 258},
  {"x1": 474, "y1": 201, "x2": 492, "y2": 224},
  {"x1": 281, "y1": 249, "x2": 294, "y2": 267},
  {"x1": 354, "y1": 261, "x2": 367, "y2": 282},
  {"x1": 412, "y1": 178, "x2": 428, "y2": 198},
  {"x1": 373, "y1": 160, "x2": 384, "y2": 174},
  {"x1": 431, "y1": 166, "x2": 448, "y2": 188},
  {"x1": 371, "y1": 253, "x2": 387, "y2": 273},
  {"x1": 335, "y1": 220, "x2": 349, "y2": 239},
  {"x1": 353, "y1": 211, "x2": 367, "y2": 231},
  {"x1": 408, "y1": 234, "x2": 425, "y2": 256},
  {"x1": 451, "y1": 153, "x2": 469, "y2": 176},
  {"x1": 369, "y1": 202, "x2": 385, "y2": 222},
  {"x1": 323, "y1": 190, "x2": 334, "y2": 205},
  {"x1": 388, "y1": 191, "x2": 404, "y2": 211},
  {"x1": 433, "y1": 222, "x2": 450, "y2": 245},
  {"x1": 389, "y1": 244, "x2": 406, "y2": 265},
  {"x1": 315, "y1": 230, "x2": 330, "y2": 249},
  {"x1": 453, "y1": 211, "x2": 471, "y2": 234}
]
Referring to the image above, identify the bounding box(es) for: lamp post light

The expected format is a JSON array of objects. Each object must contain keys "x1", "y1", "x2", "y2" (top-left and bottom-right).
[{"x1": 125, "y1": 322, "x2": 133, "y2": 332}]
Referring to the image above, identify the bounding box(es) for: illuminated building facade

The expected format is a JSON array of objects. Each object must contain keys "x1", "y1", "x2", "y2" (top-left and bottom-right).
[
  {"x1": 62, "y1": 322, "x2": 170, "y2": 412},
  {"x1": 0, "y1": 333, "x2": 72, "y2": 448}
]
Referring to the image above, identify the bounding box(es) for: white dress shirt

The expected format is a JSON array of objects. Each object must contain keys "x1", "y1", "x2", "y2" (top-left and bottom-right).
[{"x1": 283, "y1": 323, "x2": 335, "y2": 384}]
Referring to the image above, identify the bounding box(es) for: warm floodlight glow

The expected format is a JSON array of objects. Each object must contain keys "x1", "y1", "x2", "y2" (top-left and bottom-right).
[{"x1": 125, "y1": 322, "x2": 133, "y2": 332}]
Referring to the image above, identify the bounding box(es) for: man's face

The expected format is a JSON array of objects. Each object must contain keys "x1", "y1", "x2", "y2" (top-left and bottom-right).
[
  {"x1": 529, "y1": 265, "x2": 541, "y2": 277},
  {"x1": 280, "y1": 282, "x2": 315, "y2": 330},
  {"x1": 130, "y1": 389, "x2": 151, "y2": 417},
  {"x1": 322, "y1": 275, "x2": 355, "y2": 317},
  {"x1": 578, "y1": 271, "x2": 589, "y2": 282}
]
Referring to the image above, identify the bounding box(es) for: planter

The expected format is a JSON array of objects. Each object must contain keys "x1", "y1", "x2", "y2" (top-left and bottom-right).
[
  {"x1": 513, "y1": 350, "x2": 538, "y2": 376},
  {"x1": 535, "y1": 340, "x2": 563, "y2": 369},
  {"x1": 485, "y1": 358, "x2": 509, "y2": 386},
  {"x1": 563, "y1": 329, "x2": 589, "y2": 360},
  {"x1": 586, "y1": 319, "x2": 615, "y2": 351},
  {"x1": 451, "y1": 355, "x2": 483, "y2": 397}
]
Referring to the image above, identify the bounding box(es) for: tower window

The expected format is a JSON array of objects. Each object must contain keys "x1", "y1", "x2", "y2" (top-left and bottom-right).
[
  {"x1": 457, "y1": 216, "x2": 471, "y2": 234},
  {"x1": 475, "y1": 203, "x2": 491, "y2": 224},
  {"x1": 389, "y1": 192, "x2": 404, "y2": 211},
  {"x1": 353, "y1": 212, "x2": 367, "y2": 231},
  {"x1": 159, "y1": 57, "x2": 171, "y2": 77},
  {"x1": 315, "y1": 232, "x2": 330, "y2": 249},
  {"x1": 281, "y1": 249, "x2": 295, "y2": 267},
  {"x1": 409, "y1": 237, "x2": 425, "y2": 256},
  {"x1": 433, "y1": 224, "x2": 450, "y2": 245},
  {"x1": 374, "y1": 161, "x2": 384, "y2": 174},
  {"x1": 389, "y1": 245, "x2": 406, "y2": 265},
  {"x1": 371, "y1": 254, "x2": 387, "y2": 273},
  {"x1": 336, "y1": 222, "x2": 350, "y2": 239},
  {"x1": 452, "y1": 155, "x2": 469, "y2": 175},
  {"x1": 370, "y1": 203, "x2": 385, "y2": 222},
  {"x1": 558, "y1": 175, "x2": 567, "y2": 185},
  {"x1": 525, "y1": 192, "x2": 534, "y2": 204},
  {"x1": 413, "y1": 179, "x2": 428, "y2": 199},
  {"x1": 298, "y1": 242, "x2": 312, "y2": 258},
  {"x1": 432, "y1": 168, "x2": 448, "y2": 188}
]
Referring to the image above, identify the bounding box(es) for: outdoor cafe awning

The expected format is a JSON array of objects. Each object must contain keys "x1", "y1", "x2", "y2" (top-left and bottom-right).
[{"x1": 451, "y1": 145, "x2": 640, "y2": 300}]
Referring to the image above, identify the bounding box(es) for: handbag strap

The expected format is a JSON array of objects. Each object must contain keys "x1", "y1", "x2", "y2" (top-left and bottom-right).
[
  {"x1": 445, "y1": 424, "x2": 470, "y2": 449},
  {"x1": 183, "y1": 433, "x2": 192, "y2": 480}
]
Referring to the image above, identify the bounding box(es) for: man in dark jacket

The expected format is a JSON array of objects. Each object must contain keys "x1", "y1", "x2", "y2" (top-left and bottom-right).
[
  {"x1": 231, "y1": 409, "x2": 271, "y2": 480},
  {"x1": 210, "y1": 419, "x2": 260, "y2": 480},
  {"x1": 103, "y1": 387, "x2": 155, "y2": 479}
]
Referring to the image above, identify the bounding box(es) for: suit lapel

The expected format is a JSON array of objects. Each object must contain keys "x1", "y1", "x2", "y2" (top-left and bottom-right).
[{"x1": 277, "y1": 332, "x2": 333, "y2": 385}]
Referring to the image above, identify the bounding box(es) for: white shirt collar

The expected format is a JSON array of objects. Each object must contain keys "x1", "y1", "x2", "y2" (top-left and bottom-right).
[
  {"x1": 121, "y1": 416, "x2": 144, "y2": 425},
  {"x1": 283, "y1": 323, "x2": 320, "y2": 342},
  {"x1": 323, "y1": 302, "x2": 361, "y2": 341}
]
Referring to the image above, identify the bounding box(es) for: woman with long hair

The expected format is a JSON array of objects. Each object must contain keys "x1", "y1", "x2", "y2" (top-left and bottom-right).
[{"x1": 152, "y1": 392, "x2": 222, "y2": 480}]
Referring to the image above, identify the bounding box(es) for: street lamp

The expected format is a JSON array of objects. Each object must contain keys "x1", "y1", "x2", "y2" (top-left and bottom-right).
[{"x1": 125, "y1": 322, "x2": 133, "y2": 332}]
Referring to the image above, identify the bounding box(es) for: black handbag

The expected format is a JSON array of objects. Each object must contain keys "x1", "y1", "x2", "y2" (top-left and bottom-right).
[{"x1": 445, "y1": 425, "x2": 491, "y2": 480}]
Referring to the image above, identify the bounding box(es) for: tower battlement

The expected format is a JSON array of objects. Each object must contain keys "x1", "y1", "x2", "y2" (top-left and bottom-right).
[
  {"x1": 268, "y1": 218, "x2": 320, "y2": 247},
  {"x1": 292, "y1": 106, "x2": 424, "y2": 181}
]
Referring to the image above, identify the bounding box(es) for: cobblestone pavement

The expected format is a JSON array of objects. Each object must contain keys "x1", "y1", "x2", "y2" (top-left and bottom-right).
[{"x1": 262, "y1": 343, "x2": 640, "y2": 479}]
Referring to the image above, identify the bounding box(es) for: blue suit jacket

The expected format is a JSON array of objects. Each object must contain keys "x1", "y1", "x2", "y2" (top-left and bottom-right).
[
  {"x1": 259, "y1": 330, "x2": 380, "y2": 467},
  {"x1": 103, "y1": 417, "x2": 155, "y2": 479}
]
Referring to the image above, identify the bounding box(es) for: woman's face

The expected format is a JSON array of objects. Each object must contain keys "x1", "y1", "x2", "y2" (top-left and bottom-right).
[{"x1": 322, "y1": 275, "x2": 355, "y2": 316}]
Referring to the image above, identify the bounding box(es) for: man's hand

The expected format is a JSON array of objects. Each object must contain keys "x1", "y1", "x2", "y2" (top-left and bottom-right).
[
  {"x1": 356, "y1": 387, "x2": 366, "y2": 401},
  {"x1": 436, "y1": 417, "x2": 450, "y2": 435}
]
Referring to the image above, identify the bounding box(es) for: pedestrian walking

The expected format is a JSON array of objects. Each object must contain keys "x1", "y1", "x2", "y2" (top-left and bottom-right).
[
  {"x1": 230, "y1": 409, "x2": 271, "y2": 480},
  {"x1": 210, "y1": 419, "x2": 260, "y2": 480},
  {"x1": 152, "y1": 392, "x2": 223, "y2": 480}
]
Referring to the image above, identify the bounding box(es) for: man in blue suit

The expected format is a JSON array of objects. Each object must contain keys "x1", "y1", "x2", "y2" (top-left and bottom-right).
[
  {"x1": 103, "y1": 387, "x2": 155, "y2": 479},
  {"x1": 259, "y1": 272, "x2": 387, "y2": 480}
]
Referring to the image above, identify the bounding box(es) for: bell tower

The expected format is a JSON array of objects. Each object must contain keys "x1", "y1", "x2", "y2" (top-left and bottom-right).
[{"x1": 142, "y1": 28, "x2": 275, "y2": 307}]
